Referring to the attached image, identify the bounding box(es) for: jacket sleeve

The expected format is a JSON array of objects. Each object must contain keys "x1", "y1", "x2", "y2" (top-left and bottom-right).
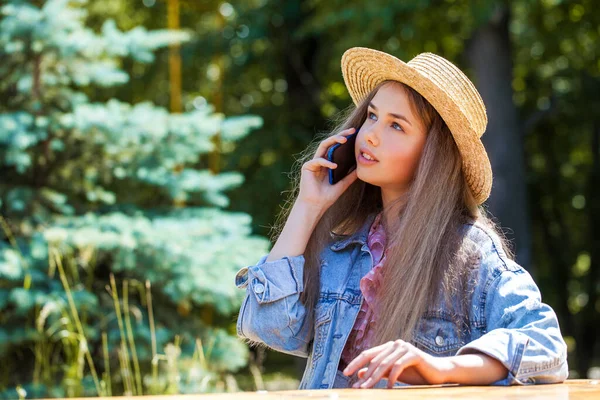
[
  {"x1": 234, "y1": 254, "x2": 313, "y2": 358},
  {"x1": 456, "y1": 259, "x2": 569, "y2": 385}
]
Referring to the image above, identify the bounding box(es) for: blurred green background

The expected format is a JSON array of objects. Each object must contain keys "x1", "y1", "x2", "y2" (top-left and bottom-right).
[{"x1": 0, "y1": 0, "x2": 598, "y2": 398}]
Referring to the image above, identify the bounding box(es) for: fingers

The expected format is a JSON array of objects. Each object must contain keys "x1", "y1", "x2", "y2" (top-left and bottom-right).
[
  {"x1": 313, "y1": 127, "x2": 356, "y2": 159},
  {"x1": 386, "y1": 352, "x2": 418, "y2": 388},
  {"x1": 334, "y1": 127, "x2": 357, "y2": 138},
  {"x1": 353, "y1": 341, "x2": 408, "y2": 388},
  {"x1": 356, "y1": 344, "x2": 397, "y2": 385},
  {"x1": 361, "y1": 345, "x2": 409, "y2": 388},
  {"x1": 302, "y1": 157, "x2": 337, "y2": 172},
  {"x1": 343, "y1": 341, "x2": 390, "y2": 376},
  {"x1": 357, "y1": 367, "x2": 368, "y2": 379}
]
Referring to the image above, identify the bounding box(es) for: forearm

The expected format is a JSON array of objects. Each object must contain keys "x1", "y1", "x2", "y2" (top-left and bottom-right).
[
  {"x1": 443, "y1": 353, "x2": 509, "y2": 385},
  {"x1": 266, "y1": 201, "x2": 325, "y2": 262}
]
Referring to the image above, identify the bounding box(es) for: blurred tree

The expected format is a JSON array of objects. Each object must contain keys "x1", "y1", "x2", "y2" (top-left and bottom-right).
[
  {"x1": 508, "y1": 0, "x2": 600, "y2": 377},
  {"x1": 0, "y1": 0, "x2": 269, "y2": 397},
  {"x1": 465, "y1": 2, "x2": 532, "y2": 271}
]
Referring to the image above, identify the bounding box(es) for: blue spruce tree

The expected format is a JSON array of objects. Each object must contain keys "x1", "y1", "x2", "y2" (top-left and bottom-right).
[{"x1": 0, "y1": 0, "x2": 269, "y2": 397}]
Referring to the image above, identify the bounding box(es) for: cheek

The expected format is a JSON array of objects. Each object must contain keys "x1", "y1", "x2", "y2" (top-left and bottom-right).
[
  {"x1": 388, "y1": 144, "x2": 420, "y2": 166},
  {"x1": 385, "y1": 143, "x2": 424, "y2": 179}
]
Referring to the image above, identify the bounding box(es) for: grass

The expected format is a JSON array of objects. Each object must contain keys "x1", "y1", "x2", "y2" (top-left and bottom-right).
[{"x1": 0, "y1": 215, "x2": 275, "y2": 398}]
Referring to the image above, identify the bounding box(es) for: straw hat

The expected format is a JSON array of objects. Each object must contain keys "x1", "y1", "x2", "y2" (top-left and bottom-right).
[{"x1": 341, "y1": 47, "x2": 492, "y2": 205}]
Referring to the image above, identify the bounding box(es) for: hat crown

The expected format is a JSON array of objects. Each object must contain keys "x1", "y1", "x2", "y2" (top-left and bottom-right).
[{"x1": 407, "y1": 53, "x2": 488, "y2": 137}]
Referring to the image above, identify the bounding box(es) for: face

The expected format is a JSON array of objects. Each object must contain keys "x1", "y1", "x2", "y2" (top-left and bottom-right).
[{"x1": 355, "y1": 82, "x2": 428, "y2": 201}]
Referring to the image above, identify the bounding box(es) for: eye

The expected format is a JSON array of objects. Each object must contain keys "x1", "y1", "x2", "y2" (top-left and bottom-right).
[{"x1": 368, "y1": 111, "x2": 404, "y2": 132}]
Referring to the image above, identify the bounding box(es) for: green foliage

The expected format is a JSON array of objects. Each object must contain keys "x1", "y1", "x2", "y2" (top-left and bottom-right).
[
  {"x1": 45, "y1": 208, "x2": 265, "y2": 314},
  {"x1": 0, "y1": 0, "x2": 269, "y2": 397}
]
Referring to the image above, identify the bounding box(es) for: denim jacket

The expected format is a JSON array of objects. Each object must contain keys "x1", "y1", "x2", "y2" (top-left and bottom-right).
[{"x1": 234, "y1": 213, "x2": 568, "y2": 389}]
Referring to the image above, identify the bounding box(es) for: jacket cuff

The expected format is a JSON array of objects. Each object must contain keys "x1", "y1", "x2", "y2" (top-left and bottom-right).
[
  {"x1": 234, "y1": 254, "x2": 305, "y2": 304},
  {"x1": 455, "y1": 329, "x2": 531, "y2": 385}
]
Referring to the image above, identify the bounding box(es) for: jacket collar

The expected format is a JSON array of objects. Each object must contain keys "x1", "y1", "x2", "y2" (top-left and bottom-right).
[{"x1": 329, "y1": 212, "x2": 378, "y2": 251}]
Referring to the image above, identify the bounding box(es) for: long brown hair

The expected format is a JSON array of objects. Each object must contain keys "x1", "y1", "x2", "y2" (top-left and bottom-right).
[{"x1": 269, "y1": 80, "x2": 514, "y2": 348}]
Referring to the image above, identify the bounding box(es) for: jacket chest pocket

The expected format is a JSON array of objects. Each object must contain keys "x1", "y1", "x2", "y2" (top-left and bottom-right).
[
  {"x1": 413, "y1": 315, "x2": 464, "y2": 356},
  {"x1": 311, "y1": 300, "x2": 335, "y2": 363}
]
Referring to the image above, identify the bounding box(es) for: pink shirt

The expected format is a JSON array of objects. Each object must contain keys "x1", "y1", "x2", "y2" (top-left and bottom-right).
[{"x1": 338, "y1": 212, "x2": 387, "y2": 371}]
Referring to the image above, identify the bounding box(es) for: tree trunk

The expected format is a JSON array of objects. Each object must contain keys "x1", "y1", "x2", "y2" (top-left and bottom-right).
[
  {"x1": 465, "y1": 5, "x2": 532, "y2": 271},
  {"x1": 579, "y1": 121, "x2": 600, "y2": 376}
]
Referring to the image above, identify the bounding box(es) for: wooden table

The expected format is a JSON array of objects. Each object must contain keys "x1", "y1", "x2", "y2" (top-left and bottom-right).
[{"x1": 53, "y1": 380, "x2": 600, "y2": 399}]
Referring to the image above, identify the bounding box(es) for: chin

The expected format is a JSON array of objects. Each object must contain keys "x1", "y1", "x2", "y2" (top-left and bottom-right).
[{"x1": 356, "y1": 168, "x2": 378, "y2": 186}]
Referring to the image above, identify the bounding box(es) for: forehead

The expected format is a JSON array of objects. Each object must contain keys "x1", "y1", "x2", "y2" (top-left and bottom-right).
[{"x1": 371, "y1": 82, "x2": 411, "y2": 110}]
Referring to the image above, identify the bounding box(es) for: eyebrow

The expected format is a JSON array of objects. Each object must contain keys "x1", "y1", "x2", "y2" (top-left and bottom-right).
[{"x1": 368, "y1": 102, "x2": 413, "y2": 127}]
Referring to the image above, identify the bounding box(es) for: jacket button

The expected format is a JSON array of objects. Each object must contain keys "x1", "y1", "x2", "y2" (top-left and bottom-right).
[
  {"x1": 253, "y1": 283, "x2": 265, "y2": 294},
  {"x1": 435, "y1": 335, "x2": 445, "y2": 346}
]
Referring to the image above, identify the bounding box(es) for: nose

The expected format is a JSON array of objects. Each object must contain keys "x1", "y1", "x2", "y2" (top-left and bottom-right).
[{"x1": 363, "y1": 122, "x2": 381, "y2": 146}]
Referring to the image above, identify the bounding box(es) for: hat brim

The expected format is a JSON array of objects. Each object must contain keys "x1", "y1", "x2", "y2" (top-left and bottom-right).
[{"x1": 341, "y1": 47, "x2": 492, "y2": 205}]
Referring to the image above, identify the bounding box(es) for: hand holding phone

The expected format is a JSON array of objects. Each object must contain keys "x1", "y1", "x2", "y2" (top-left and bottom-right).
[
  {"x1": 297, "y1": 128, "x2": 358, "y2": 212},
  {"x1": 327, "y1": 129, "x2": 358, "y2": 185}
]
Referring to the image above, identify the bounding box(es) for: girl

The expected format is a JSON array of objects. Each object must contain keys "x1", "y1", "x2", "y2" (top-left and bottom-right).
[{"x1": 234, "y1": 47, "x2": 568, "y2": 389}]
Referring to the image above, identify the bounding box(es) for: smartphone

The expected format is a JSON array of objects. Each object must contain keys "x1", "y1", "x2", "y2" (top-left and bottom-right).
[{"x1": 326, "y1": 130, "x2": 358, "y2": 185}]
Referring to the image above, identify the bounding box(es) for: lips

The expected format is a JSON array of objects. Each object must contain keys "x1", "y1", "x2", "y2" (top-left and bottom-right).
[{"x1": 359, "y1": 147, "x2": 378, "y2": 161}]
